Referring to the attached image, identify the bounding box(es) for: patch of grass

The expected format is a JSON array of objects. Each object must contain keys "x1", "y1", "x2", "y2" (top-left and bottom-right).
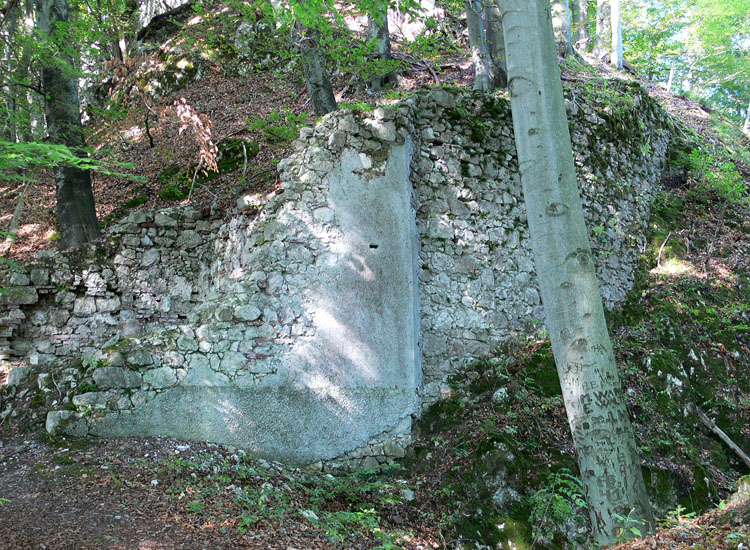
[
  {"x1": 340, "y1": 100, "x2": 375, "y2": 113},
  {"x1": 122, "y1": 194, "x2": 149, "y2": 209},
  {"x1": 159, "y1": 183, "x2": 189, "y2": 201}
]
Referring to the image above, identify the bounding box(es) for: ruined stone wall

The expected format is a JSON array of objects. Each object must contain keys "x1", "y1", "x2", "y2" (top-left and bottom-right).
[{"x1": 0, "y1": 85, "x2": 673, "y2": 468}]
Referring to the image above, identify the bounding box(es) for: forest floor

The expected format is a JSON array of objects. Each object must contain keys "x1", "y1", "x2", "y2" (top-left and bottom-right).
[{"x1": 1, "y1": 9, "x2": 750, "y2": 550}]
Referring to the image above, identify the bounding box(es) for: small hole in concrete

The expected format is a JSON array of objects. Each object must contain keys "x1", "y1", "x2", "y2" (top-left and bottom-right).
[{"x1": 369, "y1": 243, "x2": 379, "y2": 249}]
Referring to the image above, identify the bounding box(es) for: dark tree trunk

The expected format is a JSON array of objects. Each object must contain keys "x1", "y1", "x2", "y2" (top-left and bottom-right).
[
  {"x1": 297, "y1": 24, "x2": 337, "y2": 116},
  {"x1": 466, "y1": 0, "x2": 493, "y2": 91},
  {"x1": 484, "y1": 0, "x2": 508, "y2": 88},
  {"x1": 550, "y1": 0, "x2": 575, "y2": 57},
  {"x1": 36, "y1": 0, "x2": 100, "y2": 248},
  {"x1": 367, "y1": 12, "x2": 396, "y2": 91},
  {"x1": 593, "y1": 0, "x2": 611, "y2": 60},
  {"x1": 570, "y1": 0, "x2": 590, "y2": 50}
]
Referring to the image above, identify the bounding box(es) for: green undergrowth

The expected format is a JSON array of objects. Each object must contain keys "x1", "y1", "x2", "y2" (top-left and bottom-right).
[
  {"x1": 150, "y1": 452, "x2": 414, "y2": 548},
  {"x1": 605, "y1": 184, "x2": 750, "y2": 517},
  {"x1": 154, "y1": 138, "x2": 259, "y2": 202},
  {"x1": 408, "y1": 346, "x2": 590, "y2": 549},
  {"x1": 411, "y1": 202, "x2": 749, "y2": 547}
]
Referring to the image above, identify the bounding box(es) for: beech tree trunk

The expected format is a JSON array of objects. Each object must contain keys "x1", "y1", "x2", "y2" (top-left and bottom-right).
[
  {"x1": 367, "y1": 12, "x2": 395, "y2": 91},
  {"x1": 466, "y1": 0, "x2": 493, "y2": 91},
  {"x1": 570, "y1": 0, "x2": 590, "y2": 50},
  {"x1": 35, "y1": 0, "x2": 100, "y2": 249},
  {"x1": 593, "y1": 0, "x2": 611, "y2": 60},
  {"x1": 743, "y1": 98, "x2": 750, "y2": 137},
  {"x1": 484, "y1": 0, "x2": 508, "y2": 88},
  {"x1": 498, "y1": 0, "x2": 654, "y2": 546},
  {"x1": 666, "y1": 60, "x2": 675, "y2": 93},
  {"x1": 550, "y1": 0, "x2": 575, "y2": 57},
  {"x1": 297, "y1": 24, "x2": 337, "y2": 115},
  {"x1": 610, "y1": 0, "x2": 623, "y2": 69}
]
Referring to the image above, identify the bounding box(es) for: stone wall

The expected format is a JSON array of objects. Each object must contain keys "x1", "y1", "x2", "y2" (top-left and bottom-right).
[{"x1": 0, "y1": 84, "x2": 673, "y2": 468}]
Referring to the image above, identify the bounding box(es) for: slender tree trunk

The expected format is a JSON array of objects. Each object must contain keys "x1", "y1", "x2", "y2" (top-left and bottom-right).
[
  {"x1": 466, "y1": 0, "x2": 493, "y2": 91},
  {"x1": 550, "y1": 0, "x2": 575, "y2": 57},
  {"x1": 484, "y1": 0, "x2": 508, "y2": 88},
  {"x1": 297, "y1": 24, "x2": 337, "y2": 115},
  {"x1": 593, "y1": 0, "x2": 611, "y2": 60},
  {"x1": 743, "y1": 98, "x2": 750, "y2": 138},
  {"x1": 3, "y1": 3, "x2": 19, "y2": 143},
  {"x1": 0, "y1": 180, "x2": 31, "y2": 255},
  {"x1": 498, "y1": 0, "x2": 654, "y2": 545},
  {"x1": 121, "y1": 0, "x2": 140, "y2": 58},
  {"x1": 367, "y1": 11, "x2": 395, "y2": 91},
  {"x1": 35, "y1": 0, "x2": 100, "y2": 248},
  {"x1": 666, "y1": 60, "x2": 675, "y2": 93},
  {"x1": 570, "y1": 0, "x2": 590, "y2": 50},
  {"x1": 610, "y1": 0, "x2": 623, "y2": 69}
]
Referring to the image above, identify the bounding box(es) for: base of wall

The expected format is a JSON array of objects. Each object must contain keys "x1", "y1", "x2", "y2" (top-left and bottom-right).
[{"x1": 88, "y1": 386, "x2": 417, "y2": 465}]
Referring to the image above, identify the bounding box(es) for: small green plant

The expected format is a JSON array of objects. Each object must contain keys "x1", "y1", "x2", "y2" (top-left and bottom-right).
[
  {"x1": 0, "y1": 497, "x2": 9, "y2": 505},
  {"x1": 613, "y1": 509, "x2": 646, "y2": 543},
  {"x1": 187, "y1": 500, "x2": 205, "y2": 514},
  {"x1": 687, "y1": 148, "x2": 746, "y2": 203},
  {"x1": 81, "y1": 354, "x2": 102, "y2": 371},
  {"x1": 248, "y1": 109, "x2": 309, "y2": 143},
  {"x1": 658, "y1": 503, "x2": 697, "y2": 528},
  {"x1": 339, "y1": 100, "x2": 375, "y2": 113},
  {"x1": 408, "y1": 17, "x2": 462, "y2": 59},
  {"x1": 159, "y1": 183, "x2": 189, "y2": 201},
  {"x1": 528, "y1": 469, "x2": 587, "y2": 544}
]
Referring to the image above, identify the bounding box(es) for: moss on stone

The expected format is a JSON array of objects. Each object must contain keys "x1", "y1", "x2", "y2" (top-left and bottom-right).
[{"x1": 419, "y1": 395, "x2": 466, "y2": 433}]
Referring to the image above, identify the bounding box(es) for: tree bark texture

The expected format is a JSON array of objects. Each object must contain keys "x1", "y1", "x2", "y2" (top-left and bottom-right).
[
  {"x1": 297, "y1": 25, "x2": 337, "y2": 116},
  {"x1": 35, "y1": 0, "x2": 100, "y2": 249},
  {"x1": 484, "y1": 0, "x2": 508, "y2": 88},
  {"x1": 498, "y1": 0, "x2": 654, "y2": 545},
  {"x1": 570, "y1": 0, "x2": 590, "y2": 50},
  {"x1": 367, "y1": 12, "x2": 395, "y2": 91},
  {"x1": 610, "y1": 0, "x2": 623, "y2": 69},
  {"x1": 3, "y1": 0, "x2": 34, "y2": 142},
  {"x1": 593, "y1": 0, "x2": 611, "y2": 60},
  {"x1": 550, "y1": 0, "x2": 575, "y2": 57},
  {"x1": 466, "y1": 0, "x2": 493, "y2": 91}
]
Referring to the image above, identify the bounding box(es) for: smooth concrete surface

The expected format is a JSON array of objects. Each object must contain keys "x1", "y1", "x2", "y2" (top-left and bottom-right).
[{"x1": 91, "y1": 386, "x2": 414, "y2": 464}]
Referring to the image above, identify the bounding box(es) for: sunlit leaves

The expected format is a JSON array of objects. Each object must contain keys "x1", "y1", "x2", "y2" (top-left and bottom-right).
[{"x1": 0, "y1": 140, "x2": 146, "y2": 182}]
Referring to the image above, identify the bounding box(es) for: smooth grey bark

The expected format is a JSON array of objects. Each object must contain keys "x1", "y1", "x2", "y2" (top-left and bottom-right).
[
  {"x1": 498, "y1": 0, "x2": 654, "y2": 546},
  {"x1": 570, "y1": 0, "x2": 590, "y2": 50},
  {"x1": 367, "y1": 12, "x2": 396, "y2": 91},
  {"x1": 593, "y1": 0, "x2": 611, "y2": 60},
  {"x1": 743, "y1": 98, "x2": 750, "y2": 137},
  {"x1": 297, "y1": 25, "x2": 337, "y2": 115},
  {"x1": 35, "y1": 0, "x2": 100, "y2": 249},
  {"x1": 550, "y1": 0, "x2": 575, "y2": 57},
  {"x1": 466, "y1": 0, "x2": 493, "y2": 91},
  {"x1": 610, "y1": 0, "x2": 623, "y2": 69},
  {"x1": 666, "y1": 60, "x2": 675, "y2": 93},
  {"x1": 484, "y1": 0, "x2": 508, "y2": 88}
]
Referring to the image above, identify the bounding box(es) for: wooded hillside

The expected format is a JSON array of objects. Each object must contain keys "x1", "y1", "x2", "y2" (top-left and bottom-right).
[{"x1": 0, "y1": 1, "x2": 748, "y2": 549}]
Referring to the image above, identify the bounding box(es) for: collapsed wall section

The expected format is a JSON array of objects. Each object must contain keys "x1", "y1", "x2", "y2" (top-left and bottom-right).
[{"x1": 0, "y1": 85, "x2": 673, "y2": 467}]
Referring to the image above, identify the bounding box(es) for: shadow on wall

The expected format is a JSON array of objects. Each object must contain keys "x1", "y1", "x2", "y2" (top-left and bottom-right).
[{"x1": 90, "y1": 138, "x2": 421, "y2": 466}]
